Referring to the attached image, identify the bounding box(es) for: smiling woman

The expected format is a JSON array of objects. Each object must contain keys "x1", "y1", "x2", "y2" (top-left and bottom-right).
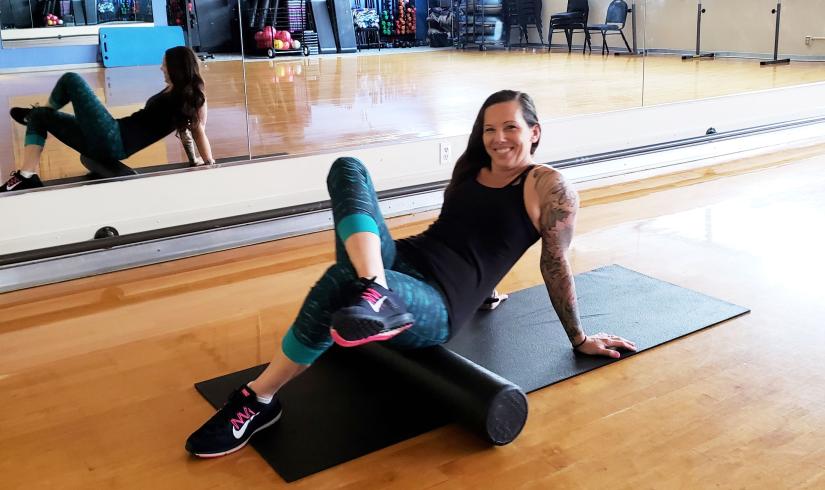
[
  {"x1": 1, "y1": 46, "x2": 214, "y2": 192},
  {"x1": 481, "y1": 100, "x2": 541, "y2": 170},
  {"x1": 184, "y1": 90, "x2": 636, "y2": 459},
  {"x1": 7, "y1": 1, "x2": 825, "y2": 485},
  {"x1": 446, "y1": 90, "x2": 542, "y2": 199}
]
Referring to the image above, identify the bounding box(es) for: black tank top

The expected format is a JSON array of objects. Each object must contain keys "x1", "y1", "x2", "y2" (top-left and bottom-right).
[
  {"x1": 397, "y1": 166, "x2": 541, "y2": 335},
  {"x1": 117, "y1": 90, "x2": 180, "y2": 157}
]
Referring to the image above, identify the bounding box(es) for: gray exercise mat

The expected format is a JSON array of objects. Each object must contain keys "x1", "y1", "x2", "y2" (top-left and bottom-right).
[{"x1": 195, "y1": 264, "x2": 748, "y2": 481}]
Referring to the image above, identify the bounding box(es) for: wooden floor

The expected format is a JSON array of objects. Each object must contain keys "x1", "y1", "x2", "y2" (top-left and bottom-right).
[
  {"x1": 2, "y1": 145, "x2": 825, "y2": 488},
  {"x1": 3, "y1": 51, "x2": 825, "y2": 181}
]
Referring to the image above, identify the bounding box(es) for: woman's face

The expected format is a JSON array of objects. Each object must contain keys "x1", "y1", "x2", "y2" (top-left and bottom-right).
[
  {"x1": 160, "y1": 56, "x2": 170, "y2": 84},
  {"x1": 482, "y1": 100, "x2": 540, "y2": 170}
]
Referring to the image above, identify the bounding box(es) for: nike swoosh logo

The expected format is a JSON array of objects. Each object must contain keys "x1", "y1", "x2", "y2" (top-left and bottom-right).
[
  {"x1": 369, "y1": 296, "x2": 387, "y2": 313},
  {"x1": 6, "y1": 180, "x2": 21, "y2": 191},
  {"x1": 232, "y1": 413, "x2": 259, "y2": 439}
]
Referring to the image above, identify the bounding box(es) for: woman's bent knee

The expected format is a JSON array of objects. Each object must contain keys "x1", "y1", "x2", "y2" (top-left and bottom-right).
[
  {"x1": 59, "y1": 72, "x2": 83, "y2": 85},
  {"x1": 327, "y1": 156, "x2": 367, "y2": 187}
]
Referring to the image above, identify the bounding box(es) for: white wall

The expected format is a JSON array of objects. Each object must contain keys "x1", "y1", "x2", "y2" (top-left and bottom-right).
[
  {"x1": 515, "y1": 0, "x2": 825, "y2": 57},
  {"x1": 645, "y1": 0, "x2": 825, "y2": 56}
]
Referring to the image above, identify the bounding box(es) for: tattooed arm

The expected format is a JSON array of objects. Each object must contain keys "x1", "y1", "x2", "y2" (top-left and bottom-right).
[
  {"x1": 178, "y1": 128, "x2": 203, "y2": 166},
  {"x1": 533, "y1": 168, "x2": 637, "y2": 358},
  {"x1": 534, "y1": 168, "x2": 584, "y2": 345},
  {"x1": 191, "y1": 101, "x2": 215, "y2": 165}
]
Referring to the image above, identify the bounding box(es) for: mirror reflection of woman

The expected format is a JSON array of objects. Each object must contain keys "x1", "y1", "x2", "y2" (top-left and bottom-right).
[{"x1": 1, "y1": 46, "x2": 214, "y2": 193}]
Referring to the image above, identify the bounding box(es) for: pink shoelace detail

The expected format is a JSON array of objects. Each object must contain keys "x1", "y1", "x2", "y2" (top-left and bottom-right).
[
  {"x1": 230, "y1": 406, "x2": 258, "y2": 431},
  {"x1": 361, "y1": 288, "x2": 383, "y2": 304},
  {"x1": 5, "y1": 173, "x2": 21, "y2": 189}
]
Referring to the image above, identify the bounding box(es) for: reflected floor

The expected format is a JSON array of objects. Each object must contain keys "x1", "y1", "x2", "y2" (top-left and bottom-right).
[
  {"x1": 642, "y1": 54, "x2": 825, "y2": 105},
  {"x1": 237, "y1": 51, "x2": 825, "y2": 158},
  {"x1": 2, "y1": 51, "x2": 825, "y2": 181},
  {"x1": 244, "y1": 49, "x2": 645, "y2": 158}
]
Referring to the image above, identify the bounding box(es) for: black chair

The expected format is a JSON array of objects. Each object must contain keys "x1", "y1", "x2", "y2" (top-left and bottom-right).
[
  {"x1": 587, "y1": 0, "x2": 631, "y2": 54},
  {"x1": 547, "y1": 0, "x2": 590, "y2": 54},
  {"x1": 507, "y1": 0, "x2": 545, "y2": 48}
]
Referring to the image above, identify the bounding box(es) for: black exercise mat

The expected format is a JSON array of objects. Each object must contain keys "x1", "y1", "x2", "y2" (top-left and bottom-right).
[
  {"x1": 195, "y1": 264, "x2": 749, "y2": 481},
  {"x1": 445, "y1": 264, "x2": 750, "y2": 392},
  {"x1": 196, "y1": 348, "x2": 451, "y2": 482}
]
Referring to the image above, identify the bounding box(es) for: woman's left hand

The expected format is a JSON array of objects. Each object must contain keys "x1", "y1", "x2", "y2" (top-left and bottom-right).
[{"x1": 575, "y1": 332, "x2": 637, "y2": 358}]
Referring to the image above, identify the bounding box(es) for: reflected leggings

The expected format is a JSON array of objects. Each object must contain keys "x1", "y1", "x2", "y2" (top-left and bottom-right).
[
  {"x1": 281, "y1": 157, "x2": 451, "y2": 365},
  {"x1": 25, "y1": 72, "x2": 127, "y2": 164}
]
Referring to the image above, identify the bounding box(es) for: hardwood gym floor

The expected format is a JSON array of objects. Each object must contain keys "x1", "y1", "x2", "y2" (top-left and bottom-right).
[{"x1": 2, "y1": 144, "x2": 825, "y2": 488}]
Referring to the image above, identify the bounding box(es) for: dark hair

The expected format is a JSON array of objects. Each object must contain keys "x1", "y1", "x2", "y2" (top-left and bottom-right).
[
  {"x1": 445, "y1": 90, "x2": 540, "y2": 200},
  {"x1": 164, "y1": 46, "x2": 206, "y2": 131}
]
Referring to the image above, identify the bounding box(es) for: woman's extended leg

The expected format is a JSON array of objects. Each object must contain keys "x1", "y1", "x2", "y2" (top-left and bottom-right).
[
  {"x1": 1, "y1": 73, "x2": 126, "y2": 191},
  {"x1": 185, "y1": 158, "x2": 450, "y2": 457},
  {"x1": 1, "y1": 109, "x2": 82, "y2": 192}
]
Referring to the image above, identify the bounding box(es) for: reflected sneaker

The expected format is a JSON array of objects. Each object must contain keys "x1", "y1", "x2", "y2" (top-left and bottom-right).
[
  {"x1": 1, "y1": 171, "x2": 43, "y2": 192},
  {"x1": 185, "y1": 385, "x2": 282, "y2": 458},
  {"x1": 330, "y1": 277, "x2": 414, "y2": 347},
  {"x1": 9, "y1": 107, "x2": 34, "y2": 126}
]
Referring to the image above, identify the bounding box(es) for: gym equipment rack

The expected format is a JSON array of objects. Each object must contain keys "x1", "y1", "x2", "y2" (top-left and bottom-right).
[
  {"x1": 454, "y1": 0, "x2": 507, "y2": 51},
  {"x1": 247, "y1": 0, "x2": 310, "y2": 57}
]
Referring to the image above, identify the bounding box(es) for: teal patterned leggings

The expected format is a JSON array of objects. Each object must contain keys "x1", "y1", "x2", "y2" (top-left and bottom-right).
[
  {"x1": 25, "y1": 72, "x2": 127, "y2": 162},
  {"x1": 281, "y1": 157, "x2": 451, "y2": 365}
]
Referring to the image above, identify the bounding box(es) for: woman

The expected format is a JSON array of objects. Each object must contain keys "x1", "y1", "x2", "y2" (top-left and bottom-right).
[
  {"x1": 1, "y1": 46, "x2": 214, "y2": 193},
  {"x1": 185, "y1": 90, "x2": 636, "y2": 457}
]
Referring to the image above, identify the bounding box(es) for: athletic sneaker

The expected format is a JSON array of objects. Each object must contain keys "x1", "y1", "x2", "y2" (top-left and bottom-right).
[
  {"x1": 185, "y1": 385, "x2": 282, "y2": 458},
  {"x1": 330, "y1": 277, "x2": 415, "y2": 347},
  {"x1": 9, "y1": 107, "x2": 33, "y2": 126},
  {"x1": 1, "y1": 171, "x2": 44, "y2": 192}
]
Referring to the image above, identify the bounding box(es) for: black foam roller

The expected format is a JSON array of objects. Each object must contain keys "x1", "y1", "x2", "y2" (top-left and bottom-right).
[
  {"x1": 79, "y1": 155, "x2": 137, "y2": 178},
  {"x1": 355, "y1": 343, "x2": 528, "y2": 445}
]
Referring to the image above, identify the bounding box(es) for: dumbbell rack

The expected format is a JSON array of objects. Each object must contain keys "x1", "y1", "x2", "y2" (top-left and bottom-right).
[{"x1": 379, "y1": 0, "x2": 417, "y2": 48}]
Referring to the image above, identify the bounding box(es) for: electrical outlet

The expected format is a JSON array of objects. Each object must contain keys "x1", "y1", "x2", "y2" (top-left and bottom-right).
[{"x1": 439, "y1": 142, "x2": 451, "y2": 166}]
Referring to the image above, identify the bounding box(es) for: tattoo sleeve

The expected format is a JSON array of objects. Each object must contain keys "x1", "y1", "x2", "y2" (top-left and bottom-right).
[
  {"x1": 534, "y1": 169, "x2": 583, "y2": 344},
  {"x1": 179, "y1": 128, "x2": 200, "y2": 165}
]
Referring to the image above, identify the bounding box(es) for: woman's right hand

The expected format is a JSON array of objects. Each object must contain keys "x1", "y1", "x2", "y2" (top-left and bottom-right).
[{"x1": 575, "y1": 332, "x2": 637, "y2": 358}]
